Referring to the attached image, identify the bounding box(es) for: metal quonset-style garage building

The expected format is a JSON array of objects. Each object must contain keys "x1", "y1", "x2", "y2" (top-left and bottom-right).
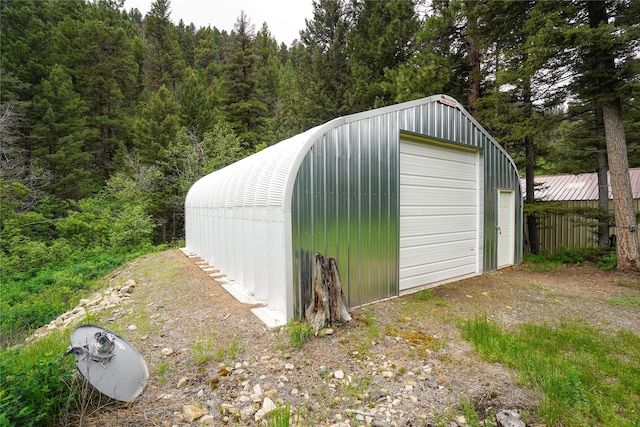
[{"x1": 185, "y1": 95, "x2": 522, "y2": 327}]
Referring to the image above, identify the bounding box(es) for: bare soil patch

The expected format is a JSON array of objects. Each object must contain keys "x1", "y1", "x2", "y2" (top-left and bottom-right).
[{"x1": 72, "y1": 250, "x2": 639, "y2": 426}]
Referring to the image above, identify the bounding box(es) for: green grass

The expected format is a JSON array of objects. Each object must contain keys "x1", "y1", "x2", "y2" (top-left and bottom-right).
[
  {"x1": 155, "y1": 362, "x2": 171, "y2": 384},
  {"x1": 213, "y1": 336, "x2": 244, "y2": 362},
  {"x1": 607, "y1": 294, "x2": 640, "y2": 308},
  {"x1": 0, "y1": 329, "x2": 77, "y2": 426},
  {"x1": 417, "y1": 289, "x2": 434, "y2": 301},
  {"x1": 340, "y1": 376, "x2": 371, "y2": 407},
  {"x1": 351, "y1": 309, "x2": 380, "y2": 355},
  {"x1": 288, "y1": 321, "x2": 314, "y2": 349},
  {"x1": 458, "y1": 397, "x2": 483, "y2": 427},
  {"x1": 190, "y1": 332, "x2": 240, "y2": 365},
  {"x1": 523, "y1": 259, "x2": 564, "y2": 272},
  {"x1": 617, "y1": 279, "x2": 640, "y2": 291},
  {"x1": 363, "y1": 309, "x2": 379, "y2": 341},
  {"x1": 0, "y1": 243, "x2": 164, "y2": 426},
  {"x1": 264, "y1": 401, "x2": 291, "y2": 427},
  {"x1": 191, "y1": 332, "x2": 216, "y2": 365},
  {"x1": 523, "y1": 247, "x2": 617, "y2": 271},
  {"x1": 415, "y1": 288, "x2": 448, "y2": 307},
  {"x1": 462, "y1": 316, "x2": 640, "y2": 426},
  {"x1": 0, "y1": 246, "x2": 158, "y2": 348},
  {"x1": 228, "y1": 337, "x2": 243, "y2": 359}
]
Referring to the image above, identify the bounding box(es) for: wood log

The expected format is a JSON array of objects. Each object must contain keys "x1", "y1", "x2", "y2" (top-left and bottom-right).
[{"x1": 306, "y1": 252, "x2": 352, "y2": 333}]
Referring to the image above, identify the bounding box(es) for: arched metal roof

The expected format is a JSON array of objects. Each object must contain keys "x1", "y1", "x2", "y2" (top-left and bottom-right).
[
  {"x1": 184, "y1": 95, "x2": 522, "y2": 328},
  {"x1": 185, "y1": 125, "x2": 322, "y2": 211}
]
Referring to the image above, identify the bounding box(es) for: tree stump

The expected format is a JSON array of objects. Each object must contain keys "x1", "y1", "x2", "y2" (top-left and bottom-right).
[{"x1": 306, "y1": 252, "x2": 352, "y2": 333}]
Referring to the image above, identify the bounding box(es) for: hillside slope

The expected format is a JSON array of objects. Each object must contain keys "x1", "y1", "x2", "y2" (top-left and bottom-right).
[{"x1": 64, "y1": 249, "x2": 639, "y2": 426}]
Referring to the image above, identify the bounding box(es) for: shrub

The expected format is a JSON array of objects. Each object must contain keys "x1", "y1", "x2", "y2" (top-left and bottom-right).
[
  {"x1": 524, "y1": 246, "x2": 616, "y2": 270},
  {"x1": 0, "y1": 331, "x2": 77, "y2": 426}
]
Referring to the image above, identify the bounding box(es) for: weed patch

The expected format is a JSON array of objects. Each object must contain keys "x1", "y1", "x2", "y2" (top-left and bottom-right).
[
  {"x1": 415, "y1": 288, "x2": 447, "y2": 307},
  {"x1": 0, "y1": 246, "x2": 158, "y2": 347},
  {"x1": 264, "y1": 401, "x2": 291, "y2": 427},
  {"x1": 462, "y1": 316, "x2": 640, "y2": 426},
  {"x1": 523, "y1": 247, "x2": 616, "y2": 270},
  {"x1": 288, "y1": 321, "x2": 314, "y2": 349},
  {"x1": 352, "y1": 309, "x2": 380, "y2": 354},
  {"x1": 386, "y1": 326, "x2": 440, "y2": 358},
  {"x1": 190, "y1": 332, "x2": 217, "y2": 365},
  {"x1": 523, "y1": 260, "x2": 563, "y2": 273},
  {"x1": 191, "y1": 333, "x2": 244, "y2": 365},
  {"x1": 616, "y1": 279, "x2": 640, "y2": 291},
  {"x1": 417, "y1": 289, "x2": 434, "y2": 301},
  {"x1": 0, "y1": 330, "x2": 76, "y2": 426},
  {"x1": 606, "y1": 294, "x2": 640, "y2": 308},
  {"x1": 155, "y1": 362, "x2": 171, "y2": 384}
]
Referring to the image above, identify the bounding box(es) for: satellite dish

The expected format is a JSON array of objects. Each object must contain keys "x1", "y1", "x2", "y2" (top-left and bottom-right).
[{"x1": 64, "y1": 325, "x2": 149, "y2": 402}]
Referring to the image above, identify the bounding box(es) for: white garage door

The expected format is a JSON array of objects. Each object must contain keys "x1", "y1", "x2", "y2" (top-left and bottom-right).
[{"x1": 399, "y1": 137, "x2": 479, "y2": 291}]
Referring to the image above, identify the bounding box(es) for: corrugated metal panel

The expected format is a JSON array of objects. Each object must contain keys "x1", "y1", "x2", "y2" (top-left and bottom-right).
[
  {"x1": 186, "y1": 95, "x2": 522, "y2": 324},
  {"x1": 521, "y1": 169, "x2": 640, "y2": 201},
  {"x1": 184, "y1": 126, "x2": 321, "y2": 322},
  {"x1": 291, "y1": 96, "x2": 522, "y2": 318},
  {"x1": 530, "y1": 199, "x2": 640, "y2": 252},
  {"x1": 519, "y1": 169, "x2": 640, "y2": 252},
  {"x1": 291, "y1": 120, "x2": 399, "y2": 317}
]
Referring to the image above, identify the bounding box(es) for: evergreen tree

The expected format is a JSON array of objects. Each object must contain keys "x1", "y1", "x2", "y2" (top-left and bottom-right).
[
  {"x1": 132, "y1": 84, "x2": 181, "y2": 242},
  {"x1": 623, "y1": 96, "x2": 640, "y2": 168},
  {"x1": 0, "y1": 0, "x2": 61, "y2": 100},
  {"x1": 346, "y1": 0, "x2": 419, "y2": 111},
  {"x1": 536, "y1": 0, "x2": 640, "y2": 269},
  {"x1": 255, "y1": 23, "x2": 298, "y2": 144},
  {"x1": 221, "y1": 12, "x2": 269, "y2": 149},
  {"x1": 52, "y1": 0, "x2": 140, "y2": 182},
  {"x1": 176, "y1": 19, "x2": 197, "y2": 67},
  {"x1": 474, "y1": 0, "x2": 543, "y2": 253},
  {"x1": 194, "y1": 26, "x2": 224, "y2": 88},
  {"x1": 0, "y1": 105, "x2": 49, "y2": 215},
  {"x1": 255, "y1": 24, "x2": 281, "y2": 114},
  {"x1": 0, "y1": 0, "x2": 58, "y2": 175},
  {"x1": 271, "y1": 56, "x2": 303, "y2": 142},
  {"x1": 383, "y1": 0, "x2": 470, "y2": 105},
  {"x1": 581, "y1": 0, "x2": 640, "y2": 270},
  {"x1": 133, "y1": 84, "x2": 181, "y2": 165},
  {"x1": 296, "y1": 0, "x2": 350, "y2": 127},
  {"x1": 177, "y1": 68, "x2": 218, "y2": 139},
  {"x1": 142, "y1": 0, "x2": 186, "y2": 91},
  {"x1": 30, "y1": 65, "x2": 96, "y2": 199}
]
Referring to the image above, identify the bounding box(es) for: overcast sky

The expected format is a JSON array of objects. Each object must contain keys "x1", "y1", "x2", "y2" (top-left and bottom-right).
[{"x1": 122, "y1": 0, "x2": 315, "y2": 46}]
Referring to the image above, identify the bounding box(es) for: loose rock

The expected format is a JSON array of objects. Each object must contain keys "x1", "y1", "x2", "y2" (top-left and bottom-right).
[
  {"x1": 220, "y1": 403, "x2": 239, "y2": 416},
  {"x1": 177, "y1": 377, "x2": 189, "y2": 389},
  {"x1": 496, "y1": 409, "x2": 526, "y2": 427},
  {"x1": 199, "y1": 414, "x2": 215, "y2": 425},
  {"x1": 240, "y1": 404, "x2": 256, "y2": 420},
  {"x1": 183, "y1": 404, "x2": 207, "y2": 422},
  {"x1": 254, "y1": 397, "x2": 277, "y2": 422},
  {"x1": 426, "y1": 378, "x2": 438, "y2": 388}
]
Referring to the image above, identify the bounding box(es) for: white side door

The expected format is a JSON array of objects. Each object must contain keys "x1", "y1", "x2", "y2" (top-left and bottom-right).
[{"x1": 497, "y1": 190, "x2": 515, "y2": 268}]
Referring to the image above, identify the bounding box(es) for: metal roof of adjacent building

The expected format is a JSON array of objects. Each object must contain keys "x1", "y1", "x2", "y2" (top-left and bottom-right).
[{"x1": 520, "y1": 168, "x2": 640, "y2": 201}]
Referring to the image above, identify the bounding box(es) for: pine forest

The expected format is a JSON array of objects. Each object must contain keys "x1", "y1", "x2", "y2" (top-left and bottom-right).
[{"x1": 1, "y1": 0, "x2": 639, "y2": 380}]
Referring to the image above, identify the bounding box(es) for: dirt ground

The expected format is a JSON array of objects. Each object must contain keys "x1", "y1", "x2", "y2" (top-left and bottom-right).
[{"x1": 70, "y1": 249, "x2": 640, "y2": 427}]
